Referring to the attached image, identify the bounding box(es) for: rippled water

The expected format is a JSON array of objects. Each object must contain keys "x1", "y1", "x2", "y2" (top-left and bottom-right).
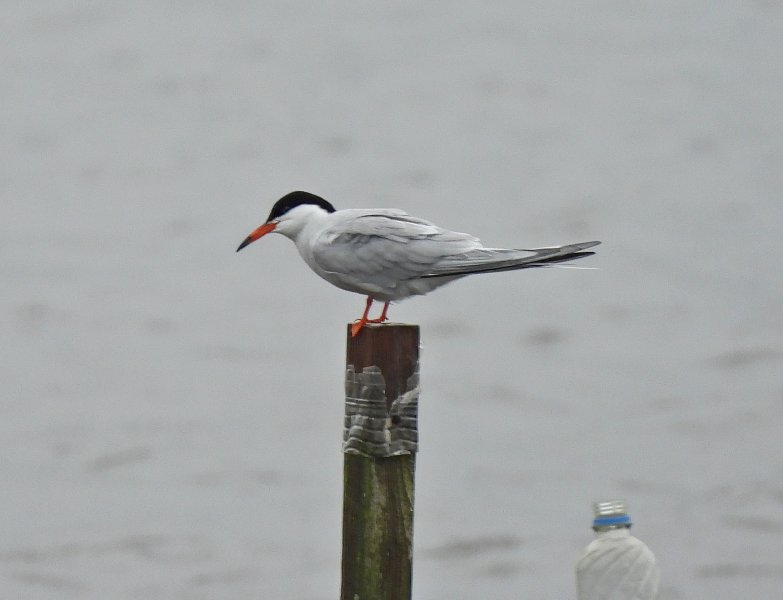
[{"x1": 2, "y1": 2, "x2": 782, "y2": 598}]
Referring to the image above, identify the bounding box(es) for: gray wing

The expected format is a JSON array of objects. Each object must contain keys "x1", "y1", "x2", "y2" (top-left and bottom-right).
[
  {"x1": 312, "y1": 210, "x2": 481, "y2": 293},
  {"x1": 421, "y1": 241, "x2": 601, "y2": 278}
]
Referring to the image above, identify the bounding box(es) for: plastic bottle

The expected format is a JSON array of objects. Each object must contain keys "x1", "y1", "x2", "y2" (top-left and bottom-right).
[{"x1": 575, "y1": 500, "x2": 660, "y2": 600}]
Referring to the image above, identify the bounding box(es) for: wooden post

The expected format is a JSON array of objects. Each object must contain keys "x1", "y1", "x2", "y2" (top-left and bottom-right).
[{"x1": 341, "y1": 323, "x2": 420, "y2": 600}]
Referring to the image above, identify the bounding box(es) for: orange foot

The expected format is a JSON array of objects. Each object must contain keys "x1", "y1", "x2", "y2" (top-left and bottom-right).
[
  {"x1": 350, "y1": 320, "x2": 366, "y2": 337},
  {"x1": 350, "y1": 299, "x2": 391, "y2": 337}
]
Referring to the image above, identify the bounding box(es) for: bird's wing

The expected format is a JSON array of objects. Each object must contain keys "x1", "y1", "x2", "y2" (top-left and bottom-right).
[
  {"x1": 421, "y1": 241, "x2": 601, "y2": 277},
  {"x1": 312, "y1": 210, "x2": 481, "y2": 293}
]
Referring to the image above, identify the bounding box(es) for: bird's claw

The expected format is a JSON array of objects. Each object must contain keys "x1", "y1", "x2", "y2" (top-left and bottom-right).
[{"x1": 350, "y1": 315, "x2": 389, "y2": 337}]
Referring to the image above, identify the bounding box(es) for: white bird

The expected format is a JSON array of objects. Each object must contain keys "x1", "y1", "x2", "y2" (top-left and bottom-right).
[{"x1": 237, "y1": 191, "x2": 600, "y2": 336}]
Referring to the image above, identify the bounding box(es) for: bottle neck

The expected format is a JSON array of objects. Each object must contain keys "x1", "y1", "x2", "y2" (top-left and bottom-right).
[{"x1": 594, "y1": 526, "x2": 632, "y2": 537}]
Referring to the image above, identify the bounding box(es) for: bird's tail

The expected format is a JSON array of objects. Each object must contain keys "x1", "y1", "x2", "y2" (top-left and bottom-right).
[{"x1": 421, "y1": 241, "x2": 600, "y2": 278}]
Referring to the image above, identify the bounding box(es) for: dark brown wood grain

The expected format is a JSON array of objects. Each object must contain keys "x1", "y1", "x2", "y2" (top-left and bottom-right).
[{"x1": 345, "y1": 323, "x2": 419, "y2": 411}]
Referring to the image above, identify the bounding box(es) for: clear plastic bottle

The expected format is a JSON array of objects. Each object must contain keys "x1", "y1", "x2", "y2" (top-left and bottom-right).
[{"x1": 575, "y1": 500, "x2": 660, "y2": 600}]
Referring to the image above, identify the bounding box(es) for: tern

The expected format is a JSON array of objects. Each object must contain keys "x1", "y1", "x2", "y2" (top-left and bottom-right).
[{"x1": 237, "y1": 191, "x2": 600, "y2": 336}]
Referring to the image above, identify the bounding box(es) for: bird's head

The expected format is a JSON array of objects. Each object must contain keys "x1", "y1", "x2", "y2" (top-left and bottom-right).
[{"x1": 236, "y1": 191, "x2": 336, "y2": 251}]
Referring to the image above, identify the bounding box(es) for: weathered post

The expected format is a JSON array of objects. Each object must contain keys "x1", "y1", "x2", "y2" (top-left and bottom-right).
[{"x1": 341, "y1": 323, "x2": 420, "y2": 600}]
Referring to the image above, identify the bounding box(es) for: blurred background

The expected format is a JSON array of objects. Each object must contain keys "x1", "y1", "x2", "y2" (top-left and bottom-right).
[{"x1": 2, "y1": 2, "x2": 782, "y2": 598}]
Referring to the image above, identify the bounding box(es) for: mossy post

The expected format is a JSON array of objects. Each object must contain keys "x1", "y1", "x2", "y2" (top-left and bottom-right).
[{"x1": 341, "y1": 323, "x2": 420, "y2": 600}]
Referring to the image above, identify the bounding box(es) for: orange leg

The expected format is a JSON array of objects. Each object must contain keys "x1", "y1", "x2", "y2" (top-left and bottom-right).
[
  {"x1": 350, "y1": 298, "x2": 391, "y2": 337},
  {"x1": 375, "y1": 301, "x2": 390, "y2": 323}
]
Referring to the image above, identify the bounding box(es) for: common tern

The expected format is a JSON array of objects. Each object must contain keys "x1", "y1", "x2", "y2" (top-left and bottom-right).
[{"x1": 237, "y1": 191, "x2": 600, "y2": 336}]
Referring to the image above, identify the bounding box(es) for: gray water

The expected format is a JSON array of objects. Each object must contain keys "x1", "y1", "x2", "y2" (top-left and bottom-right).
[{"x1": 2, "y1": 2, "x2": 782, "y2": 598}]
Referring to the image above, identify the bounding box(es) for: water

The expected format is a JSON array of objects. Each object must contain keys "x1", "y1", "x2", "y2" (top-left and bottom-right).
[{"x1": 2, "y1": 2, "x2": 782, "y2": 598}]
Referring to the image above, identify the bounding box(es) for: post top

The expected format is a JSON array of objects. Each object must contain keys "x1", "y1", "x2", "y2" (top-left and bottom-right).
[{"x1": 347, "y1": 322, "x2": 420, "y2": 331}]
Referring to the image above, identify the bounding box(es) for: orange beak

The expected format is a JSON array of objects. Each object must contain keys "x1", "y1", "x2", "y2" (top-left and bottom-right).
[{"x1": 236, "y1": 222, "x2": 277, "y2": 252}]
